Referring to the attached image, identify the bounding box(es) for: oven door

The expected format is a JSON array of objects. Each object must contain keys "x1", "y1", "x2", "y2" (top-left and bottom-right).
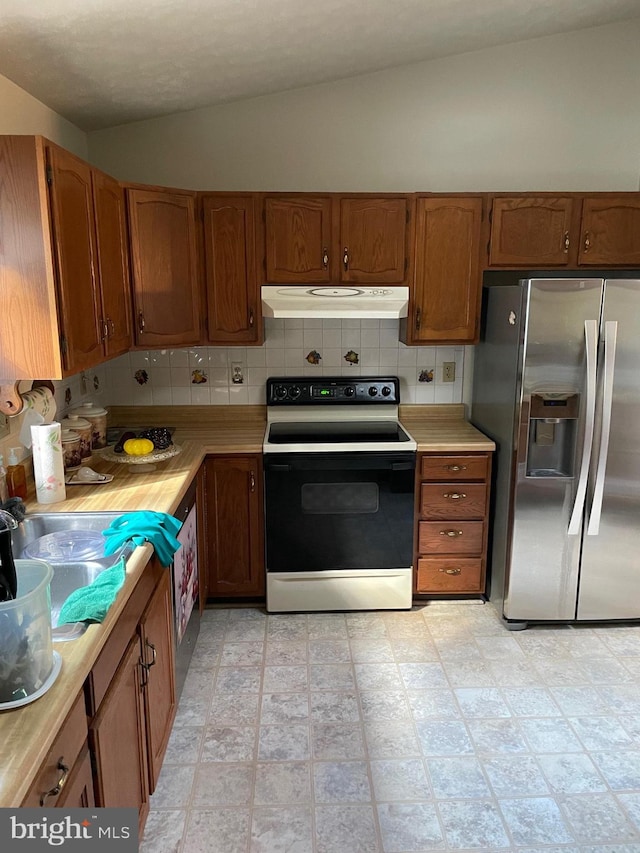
[{"x1": 264, "y1": 451, "x2": 416, "y2": 572}]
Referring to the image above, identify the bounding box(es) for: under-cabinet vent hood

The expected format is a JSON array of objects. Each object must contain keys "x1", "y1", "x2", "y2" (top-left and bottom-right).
[{"x1": 261, "y1": 286, "x2": 409, "y2": 319}]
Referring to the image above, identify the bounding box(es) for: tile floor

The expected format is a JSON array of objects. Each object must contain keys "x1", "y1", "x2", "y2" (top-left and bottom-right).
[{"x1": 141, "y1": 602, "x2": 640, "y2": 852}]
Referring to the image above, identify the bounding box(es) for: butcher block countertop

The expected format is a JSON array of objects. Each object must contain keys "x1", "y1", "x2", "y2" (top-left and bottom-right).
[{"x1": 0, "y1": 404, "x2": 492, "y2": 807}]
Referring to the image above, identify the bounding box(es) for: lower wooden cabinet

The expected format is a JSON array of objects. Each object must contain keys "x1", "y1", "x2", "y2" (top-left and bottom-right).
[
  {"x1": 21, "y1": 691, "x2": 94, "y2": 808},
  {"x1": 87, "y1": 557, "x2": 176, "y2": 833},
  {"x1": 204, "y1": 455, "x2": 265, "y2": 598},
  {"x1": 414, "y1": 452, "x2": 491, "y2": 595}
]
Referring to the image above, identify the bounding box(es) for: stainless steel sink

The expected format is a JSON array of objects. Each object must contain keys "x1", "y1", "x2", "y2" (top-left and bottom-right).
[{"x1": 11, "y1": 512, "x2": 134, "y2": 640}]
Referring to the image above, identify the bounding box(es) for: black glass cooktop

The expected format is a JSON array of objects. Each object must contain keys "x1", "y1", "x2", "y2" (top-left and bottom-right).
[{"x1": 267, "y1": 421, "x2": 412, "y2": 444}]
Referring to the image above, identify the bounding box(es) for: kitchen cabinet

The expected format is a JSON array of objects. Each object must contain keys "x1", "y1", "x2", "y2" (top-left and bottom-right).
[
  {"x1": 21, "y1": 691, "x2": 95, "y2": 808},
  {"x1": 204, "y1": 455, "x2": 265, "y2": 598},
  {"x1": 488, "y1": 193, "x2": 640, "y2": 267},
  {"x1": 87, "y1": 557, "x2": 175, "y2": 832},
  {"x1": 415, "y1": 453, "x2": 491, "y2": 595},
  {"x1": 202, "y1": 194, "x2": 261, "y2": 344},
  {"x1": 263, "y1": 194, "x2": 411, "y2": 285},
  {"x1": 0, "y1": 136, "x2": 131, "y2": 379},
  {"x1": 127, "y1": 186, "x2": 201, "y2": 347},
  {"x1": 401, "y1": 196, "x2": 484, "y2": 345}
]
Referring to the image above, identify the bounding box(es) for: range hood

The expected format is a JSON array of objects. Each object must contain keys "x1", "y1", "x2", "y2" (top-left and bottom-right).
[{"x1": 261, "y1": 286, "x2": 409, "y2": 319}]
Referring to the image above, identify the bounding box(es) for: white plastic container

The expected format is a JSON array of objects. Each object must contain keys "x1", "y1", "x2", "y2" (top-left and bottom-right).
[{"x1": 0, "y1": 559, "x2": 54, "y2": 707}]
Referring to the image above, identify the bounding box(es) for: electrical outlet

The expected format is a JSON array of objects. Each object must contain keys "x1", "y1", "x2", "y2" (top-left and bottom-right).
[
  {"x1": 442, "y1": 362, "x2": 456, "y2": 383},
  {"x1": 230, "y1": 362, "x2": 244, "y2": 384}
]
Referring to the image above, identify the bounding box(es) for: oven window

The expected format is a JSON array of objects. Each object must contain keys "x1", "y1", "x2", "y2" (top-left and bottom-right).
[
  {"x1": 265, "y1": 452, "x2": 415, "y2": 572},
  {"x1": 301, "y1": 482, "x2": 379, "y2": 514}
]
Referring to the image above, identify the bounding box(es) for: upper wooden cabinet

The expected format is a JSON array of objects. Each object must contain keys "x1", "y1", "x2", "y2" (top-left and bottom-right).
[
  {"x1": 263, "y1": 194, "x2": 411, "y2": 285},
  {"x1": 402, "y1": 196, "x2": 484, "y2": 345},
  {"x1": 127, "y1": 187, "x2": 201, "y2": 347},
  {"x1": 488, "y1": 193, "x2": 640, "y2": 267},
  {"x1": 578, "y1": 195, "x2": 640, "y2": 265},
  {"x1": 0, "y1": 136, "x2": 132, "y2": 379},
  {"x1": 202, "y1": 194, "x2": 261, "y2": 344}
]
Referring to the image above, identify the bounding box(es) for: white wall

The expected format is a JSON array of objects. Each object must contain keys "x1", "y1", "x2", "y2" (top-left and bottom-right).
[
  {"x1": 0, "y1": 73, "x2": 87, "y2": 156},
  {"x1": 88, "y1": 20, "x2": 640, "y2": 192}
]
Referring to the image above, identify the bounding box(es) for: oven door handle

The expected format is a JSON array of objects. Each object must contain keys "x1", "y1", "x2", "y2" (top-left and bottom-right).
[
  {"x1": 391, "y1": 462, "x2": 415, "y2": 471},
  {"x1": 266, "y1": 463, "x2": 292, "y2": 471}
]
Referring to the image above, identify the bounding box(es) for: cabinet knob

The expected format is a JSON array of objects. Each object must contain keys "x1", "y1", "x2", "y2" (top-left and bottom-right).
[
  {"x1": 440, "y1": 529, "x2": 463, "y2": 537},
  {"x1": 102, "y1": 320, "x2": 110, "y2": 341},
  {"x1": 145, "y1": 639, "x2": 157, "y2": 669},
  {"x1": 445, "y1": 464, "x2": 466, "y2": 471},
  {"x1": 39, "y1": 758, "x2": 70, "y2": 805},
  {"x1": 343, "y1": 247, "x2": 349, "y2": 271},
  {"x1": 138, "y1": 311, "x2": 146, "y2": 333},
  {"x1": 322, "y1": 247, "x2": 329, "y2": 269},
  {"x1": 109, "y1": 318, "x2": 116, "y2": 337},
  {"x1": 439, "y1": 567, "x2": 462, "y2": 575},
  {"x1": 563, "y1": 231, "x2": 570, "y2": 253},
  {"x1": 443, "y1": 492, "x2": 466, "y2": 500},
  {"x1": 250, "y1": 471, "x2": 256, "y2": 492},
  {"x1": 583, "y1": 231, "x2": 591, "y2": 253},
  {"x1": 249, "y1": 308, "x2": 254, "y2": 327},
  {"x1": 415, "y1": 307, "x2": 421, "y2": 330}
]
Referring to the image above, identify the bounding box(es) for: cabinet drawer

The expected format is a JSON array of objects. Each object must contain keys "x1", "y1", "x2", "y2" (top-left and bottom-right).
[
  {"x1": 420, "y1": 483, "x2": 487, "y2": 520},
  {"x1": 418, "y1": 521, "x2": 484, "y2": 554},
  {"x1": 416, "y1": 558, "x2": 483, "y2": 593},
  {"x1": 22, "y1": 692, "x2": 88, "y2": 807},
  {"x1": 420, "y1": 454, "x2": 489, "y2": 481}
]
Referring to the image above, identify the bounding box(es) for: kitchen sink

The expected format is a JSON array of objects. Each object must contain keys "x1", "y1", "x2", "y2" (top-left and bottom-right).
[{"x1": 11, "y1": 512, "x2": 134, "y2": 640}]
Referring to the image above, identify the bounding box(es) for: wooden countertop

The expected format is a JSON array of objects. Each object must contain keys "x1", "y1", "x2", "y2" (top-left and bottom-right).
[{"x1": 0, "y1": 403, "x2": 492, "y2": 806}]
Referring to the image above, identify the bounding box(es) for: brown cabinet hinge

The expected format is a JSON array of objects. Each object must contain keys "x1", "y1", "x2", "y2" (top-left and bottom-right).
[
  {"x1": 46, "y1": 166, "x2": 53, "y2": 186},
  {"x1": 60, "y1": 335, "x2": 68, "y2": 354}
]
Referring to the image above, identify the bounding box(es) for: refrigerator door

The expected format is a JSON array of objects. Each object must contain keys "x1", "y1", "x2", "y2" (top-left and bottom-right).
[
  {"x1": 505, "y1": 279, "x2": 603, "y2": 622},
  {"x1": 578, "y1": 279, "x2": 640, "y2": 619}
]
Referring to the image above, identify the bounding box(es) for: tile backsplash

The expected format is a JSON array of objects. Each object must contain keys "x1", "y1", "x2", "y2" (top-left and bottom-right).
[{"x1": 100, "y1": 319, "x2": 467, "y2": 407}]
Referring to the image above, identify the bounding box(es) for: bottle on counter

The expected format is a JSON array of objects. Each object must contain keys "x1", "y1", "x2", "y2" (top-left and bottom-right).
[
  {"x1": 6, "y1": 448, "x2": 27, "y2": 500},
  {"x1": 0, "y1": 455, "x2": 8, "y2": 503}
]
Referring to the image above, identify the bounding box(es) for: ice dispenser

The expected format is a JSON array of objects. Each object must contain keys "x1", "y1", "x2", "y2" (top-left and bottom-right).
[{"x1": 526, "y1": 392, "x2": 579, "y2": 477}]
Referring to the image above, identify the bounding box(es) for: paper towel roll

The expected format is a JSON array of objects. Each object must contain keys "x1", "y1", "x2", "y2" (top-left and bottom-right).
[{"x1": 30, "y1": 422, "x2": 66, "y2": 505}]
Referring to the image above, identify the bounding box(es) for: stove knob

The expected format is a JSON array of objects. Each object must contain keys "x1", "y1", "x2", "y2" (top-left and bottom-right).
[
  {"x1": 273, "y1": 385, "x2": 288, "y2": 401},
  {"x1": 289, "y1": 385, "x2": 301, "y2": 400},
  {"x1": 381, "y1": 385, "x2": 392, "y2": 397},
  {"x1": 343, "y1": 386, "x2": 355, "y2": 398},
  {"x1": 368, "y1": 386, "x2": 378, "y2": 397}
]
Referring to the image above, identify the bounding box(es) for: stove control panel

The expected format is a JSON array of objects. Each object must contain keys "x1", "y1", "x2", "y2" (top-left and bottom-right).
[{"x1": 267, "y1": 376, "x2": 400, "y2": 405}]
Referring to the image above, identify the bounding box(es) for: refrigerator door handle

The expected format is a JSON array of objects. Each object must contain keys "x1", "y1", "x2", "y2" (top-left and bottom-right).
[
  {"x1": 587, "y1": 320, "x2": 618, "y2": 536},
  {"x1": 568, "y1": 319, "x2": 598, "y2": 536}
]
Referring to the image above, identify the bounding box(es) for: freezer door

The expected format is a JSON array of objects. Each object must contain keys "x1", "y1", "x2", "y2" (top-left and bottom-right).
[
  {"x1": 505, "y1": 278, "x2": 603, "y2": 622},
  {"x1": 578, "y1": 279, "x2": 640, "y2": 620}
]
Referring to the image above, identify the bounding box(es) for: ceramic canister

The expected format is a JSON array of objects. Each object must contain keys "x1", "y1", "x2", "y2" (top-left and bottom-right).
[
  {"x1": 69, "y1": 403, "x2": 108, "y2": 449},
  {"x1": 61, "y1": 429, "x2": 82, "y2": 471},
  {"x1": 60, "y1": 415, "x2": 92, "y2": 460}
]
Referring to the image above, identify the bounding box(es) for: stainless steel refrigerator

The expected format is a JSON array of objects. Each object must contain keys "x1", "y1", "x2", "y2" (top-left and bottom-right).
[{"x1": 472, "y1": 275, "x2": 640, "y2": 628}]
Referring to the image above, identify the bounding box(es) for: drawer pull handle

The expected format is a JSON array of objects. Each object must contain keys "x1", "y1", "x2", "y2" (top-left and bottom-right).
[
  {"x1": 440, "y1": 529, "x2": 463, "y2": 537},
  {"x1": 439, "y1": 567, "x2": 462, "y2": 575},
  {"x1": 443, "y1": 492, "x2": 466, "y2": 500},
  {"x1": 145, "y1": 640, "x2": 157, "y2": 669},
  {"x1": 40, "y1": 759, "x2": 70, "y2": 805},
  {"x1": 445, "y1": 464, "x2": 467, "y2": 471}
]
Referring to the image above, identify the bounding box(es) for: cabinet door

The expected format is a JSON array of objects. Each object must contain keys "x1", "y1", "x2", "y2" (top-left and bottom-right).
[
  {"x1": 90, "y1": 637, "x2": 149, "y2": 827},
  {"x1": 489, "y1": 197, "x2": 574, "y2": 266},
  {"x1": 203, "y1": 195, "x2": 260, "y2": 343},
  {"x1": 264, "y1": 196, "x2": 333, "y2": 283},
  {"x1": 127, "y1": 188, "x2": 201, "y2": 346},
  {"x1": 409, "y1": 197, "x2": 483, "y2": 343},
  {"x1": 340, "y1": 197, "x2": 409, "y2": 284},
  {"x1": 139, "y1": 569, "x2": 176, "y2": 793},
  {"x1": 205, "y1": 455, "x2": 265, "y2": 597},
  {"x1": 92, "y1": 170, "x2": 132, "y2": 357},
  {"x1": 47, "y1": 144, "x2": 104, "y2": 372},
  {"x1": 578, "y1": 196, "x2": 640, "y2": 265}
]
